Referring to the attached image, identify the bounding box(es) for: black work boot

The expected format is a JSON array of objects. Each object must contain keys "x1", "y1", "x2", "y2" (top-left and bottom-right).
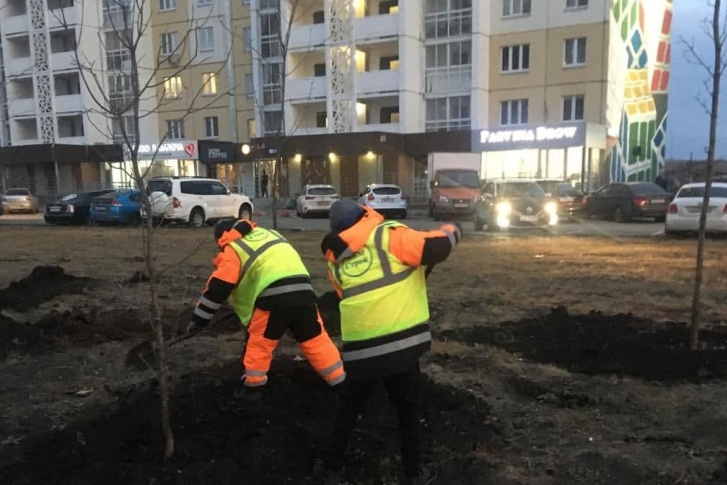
[{"x1": 233, "y1": 385, "x2": 263, "y2": 401}]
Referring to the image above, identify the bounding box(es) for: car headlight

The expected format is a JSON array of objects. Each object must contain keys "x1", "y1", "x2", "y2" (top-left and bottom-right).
[
  {"x1": 496, "y1": 201, "x2": 511, "y2": 215},
  {"x1": 545, "y1": 201, "x2": 557, "y2": 215},
  {"x1": 438, "y1": 196, "x2": 449, "y2": 203}
]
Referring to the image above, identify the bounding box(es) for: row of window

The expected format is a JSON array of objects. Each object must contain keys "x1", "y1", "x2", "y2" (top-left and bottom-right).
[
  {"x1": 501, "y1": 37, "x2": 587, "y2": 72},
  {"x1": 160, "y1": 27, "x2": 215, "y2": 57},
  {"x1": 503, "y1": 0, "x2": 588, "y2": 17},
  {"x1": 165, "y1": 116, "x2": 219, "y2": 139},
  {"x1": 159, "y1": 0, "x2": 218, "y2": 11},
  {"x1": 499, "y1": 95, "x2": 584, "y2": 126},
  {"x1": 162, "y1": 73, "x2": 218, "y2": 98}
]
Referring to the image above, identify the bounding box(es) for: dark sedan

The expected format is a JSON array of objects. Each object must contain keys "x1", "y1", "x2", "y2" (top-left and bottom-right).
[
  {"x1": 535, "y1": 180, "x2": 586, "y2": 219},
  {"x1": 584, "y1": 182, "x2": 671, "y2": 222},
  {"x1": 474, "y1": 179, "x2": 559, "y2": 231},
  {"x1": 45, "y1": 189, "x2": 116, "y2": 225}
]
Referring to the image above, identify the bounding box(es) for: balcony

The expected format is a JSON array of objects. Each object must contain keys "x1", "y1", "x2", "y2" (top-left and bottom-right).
[
  {"x1": 51, "y1": 51, "x2": 77, "y2": 71},
  {"x1": 1, "y1": 14, "x2": 29, "y2": 37},
  {"x1": 357, "y1": 70, "x2": 399, "y2": 97},
  {"x1": 55, "y1": 94, "x2": 83, "y2": 114},
  {"x1": 7, "y1": 98, "x2": 35, "y2": 118},
  {"x1": 293, "y1": 127, "x2": 327, "y2": 136},
  {"x1": 287, "y1": 77, "x2": 326, "y2": 102},
  {"x1": 5, "y1": 57, "x2": 34, "y2": 78},
  {"x1": 356, "y1": 13, "x2": 399, "y2": 43},
  {"x1": 12, "y1": 138, "x2": 41, "y2": 146},
  {"x1": 356, "y1": 123, "x2": 400, "y2": 133},
  {"x1": 289, "y1": 23, "x2": 326, "y2": 52},
  {"x1": 47, "y1": 7, "x2": 76, "y2": 30},
  {"x1": 58, "y1": 136, "x2": 85, "y2": 145}
]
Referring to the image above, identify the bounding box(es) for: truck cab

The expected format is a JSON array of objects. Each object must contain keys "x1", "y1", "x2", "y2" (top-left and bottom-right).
[{"x1": 429, "y1": 168, "x2": 481, "y2": 220}]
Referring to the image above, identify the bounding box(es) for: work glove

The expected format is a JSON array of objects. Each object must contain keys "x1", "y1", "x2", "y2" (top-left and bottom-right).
[
  {"x1": 186, "y1": 321, "x2": 206, "y2": 335},
  {"x1": 452, "y1": 221, "x2": 464, "y2": 241}
]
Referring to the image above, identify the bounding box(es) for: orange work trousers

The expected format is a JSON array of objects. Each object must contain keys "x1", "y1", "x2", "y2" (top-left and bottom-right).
[{"x1": 242, "y1": 304, "x2": 345, "y2": 388}]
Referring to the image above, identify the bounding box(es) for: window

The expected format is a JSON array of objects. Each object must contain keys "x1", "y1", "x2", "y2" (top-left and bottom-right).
[
  {"x1": 163, "y1": 76, "x2": 183, "y2": 98},
  {"x1": 247, "y1": 119, "x2": 256, "y2": 138},
  {"x1": 313, "y1": 10, "x2": 324, "y2": 24},
  {"x1": 198, "y1": 0, "x2": 212, "y2": 6},
  {"x1": 159, "y1": 0, "x2": 176, "y2": 10},
  {"x1": 260, "y1": 12, "x2": 281, "y2": 58},
  {"x1": 424, "y1": 0, "x2": 472, "y2": 39},
  {"x1": 379, "y1": 56, "x2": 399, "y2": 70},
  {"x1": 160, "y1": 32, "x2": 178, "y2": 57},
  {"x1": 316, "y1": 111, "x2": 327, "y2": 128},
  {"x1": 243, "y1": 27, "x2": 252, "y2": 51},
  {"x1": 204, "y1": 116, "x2": 219, "y2": 137},
  {"x1": 245, "y1": 73, "x2": 254, "y2": 97},
  {"x1": 262, "y1": 62, "x2": 282, "y2": 105},
  {"x1": 566, "y1": 0, "x2": 588, "y2": 8},
  {"x1": 198, "y1": 26, "x2": 214, "y2": 52},
  {"x1": 503, "y1": 0, "x2": 531, "y2": 17},
  {"x1": 263, "y1": 110, "x2": 282, "y2": 133},
  {"x1": 500, "y1": 99, "x2": 528, "y2": 125},
  {"x1": 564, "y1": 37, "x2": 586, "y2": 66},
  {"x1": 380, "y1": 106, "x2": 399, "y2": 124},
  {"x1": 562, "y1": 95, "x2": 584, "y2": 121},
  {"x1": 202, "y1": 72, "x2": 217, "y2": 95},
  {"x1": 379, "y1": 1, "x2": 398, "y2": 14},
  {"x1": 501, "y1": 44, "x2": 529, "y2": 72},
  {"x1": 166, "y1": 119, "x2": 185, "y2": 139},
  {"x1": 424, "y1": 41, "x2": 472, "y2": 93},
  {"x1": 425, "y1": 96, "x2": 471, "y2": 132}
]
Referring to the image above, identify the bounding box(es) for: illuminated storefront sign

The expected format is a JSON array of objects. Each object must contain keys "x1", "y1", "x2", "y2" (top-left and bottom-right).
[
  {"x1": 472, "y1": 123, "x2": 587, "y2": 151},
  {"x1": 126, "y1": 140, "x2": 198, "y2": 160}
]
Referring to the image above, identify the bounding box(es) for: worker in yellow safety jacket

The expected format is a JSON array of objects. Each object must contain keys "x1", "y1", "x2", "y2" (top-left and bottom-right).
[
  {"x1": 187, "y1": 218, "x2": 345, "y2": 399},
  {"x1": 317, "y1": 198, "x2": 461, "y2": 485}
]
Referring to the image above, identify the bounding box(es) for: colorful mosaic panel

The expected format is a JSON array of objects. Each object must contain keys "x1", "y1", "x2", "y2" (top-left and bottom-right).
[{"x1": 609, "y1": 0, "x2": 672, "y2": 183}]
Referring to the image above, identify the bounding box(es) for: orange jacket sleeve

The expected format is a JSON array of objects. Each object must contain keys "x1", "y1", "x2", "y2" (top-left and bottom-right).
[
  {"x1": 388, "y1": 223, "x2": 461, "y2": 267},
  {"x1": 191, "y1": 246, "x2": 241, "y2": 327}
]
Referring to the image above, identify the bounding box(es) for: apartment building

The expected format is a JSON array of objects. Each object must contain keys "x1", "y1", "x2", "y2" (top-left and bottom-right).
[{"x1": 248, "y1": 0, "x2": 672, "y2": 198}]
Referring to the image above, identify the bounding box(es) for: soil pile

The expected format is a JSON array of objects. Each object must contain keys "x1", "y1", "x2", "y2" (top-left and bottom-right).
[{"x1": 0, "y1": 265, "x2": 93, "y2": 311}]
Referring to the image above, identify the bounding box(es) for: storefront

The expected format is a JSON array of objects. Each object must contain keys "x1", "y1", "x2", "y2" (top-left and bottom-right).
[
  {"x1": 107, "y1": 140, "x2": 202, "y2": 188},
  {"x1": 471, "y1": 122, "x2": 609, "y2": 193},
  {"x1": 198, "y1": 140, "x2": 256, "y2": 196}
]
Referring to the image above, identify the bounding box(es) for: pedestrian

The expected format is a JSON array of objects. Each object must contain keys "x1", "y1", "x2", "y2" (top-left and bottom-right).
[
  {"x1": 186, "y1": 218, "x2": 346, "y2": 399},
  {"x1": 317, "y1": 199, "x2": 461, "y2": 485},
  {"x1": 260, "y1": 169, "x2": 269, "y2": 198}
]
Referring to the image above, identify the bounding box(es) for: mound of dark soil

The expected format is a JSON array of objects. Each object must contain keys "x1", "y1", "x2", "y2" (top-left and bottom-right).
[
  {"x1": 0, "y1": 266, "x2": 93, "y2": 311},
  {"x1": 0, "y1": 360, "x2": 497, "y2": 485},
  {"x1": 443, "y1": 307, "x2": 727, "y2": 383},
  {"x1": 317, "y1": 291, "x2": 341, "y2": 337}
]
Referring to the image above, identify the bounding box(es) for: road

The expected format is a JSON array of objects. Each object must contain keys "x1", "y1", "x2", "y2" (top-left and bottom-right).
[{"x1": 0, "y1": 209, "x2": 670, "y2": 239}]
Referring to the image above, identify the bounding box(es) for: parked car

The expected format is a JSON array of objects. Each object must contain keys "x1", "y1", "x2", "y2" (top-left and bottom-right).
[
  {"x1": 584, "y1": 182, "x2": 671, "y2": 222},
  {"x1": 2, "y1": 188, "x2": 39, "y2": 213},
  {"x1": 44, "y1": 189, "x2": 117, "y2": 225},
  {"x1": 665, "y1": 182, "x2": 727, "y2": 235},
  {"x1": 295, "y1": 184, "x2": 339, "y2": 218},
  {"x1": 143, "y1": 176, "x2": 254, "y2": 228},
  {"x1": 357, "y1": 183, "x2": 407, "y2": 219},
  {"x1": 474, "y1": 179, "x2": 558, "y2": 231},
  {"x1": 90, "y1": 189, "x2": 143, "y2": 226},
  {"x1": 535, "y1": 180, "x2": 586, "y2": 219}
]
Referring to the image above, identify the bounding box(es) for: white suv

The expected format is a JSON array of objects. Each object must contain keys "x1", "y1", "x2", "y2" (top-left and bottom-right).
[{"x1": 144, "y1": 177, "x2": 254, "y2": 228}]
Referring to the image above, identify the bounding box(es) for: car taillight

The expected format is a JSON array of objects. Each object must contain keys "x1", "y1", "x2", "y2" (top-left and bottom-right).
[
  {"x1": 112, "y1": 200, "x2": 122, "y2": 206},
  {"x1": 668, "y1": 203, "x2": 677, "y2": 214},
  {"x1": 172, "y1": 197, "x2": 181, "y2": 208},
  {"x1": 633, "y1": 197, "x2": 647, "y2": 207},
  {"x1": 723, "y1": 204, "x2": 727, "y2": 214},
  {"x1": 305, "y1": 196, "x2": 315, "y2": 200},
  {"x1": 367, "y1": 193, "x2": 375, "y2": 201}
]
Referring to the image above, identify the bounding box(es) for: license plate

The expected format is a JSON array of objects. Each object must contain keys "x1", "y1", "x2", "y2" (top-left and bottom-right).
[
  {"x1": 454, "y1": 203, "x2": 468, "y2": 208},
  {"x1": 382, "y1": 197, "x2": 393, "y2": 202},
  {"x1": 316, "y1": 201, "x2": 328, "y2": 206},
  {"x1": 651, "y1": 199, "x2": 666, "y2": 204},
  {"x1": 520, "y1": 215, "x2": 539, "y2": 222},
  {"x1": 95, "y1": 206, "x2": 107, "y2": 211},
  {"x1": 49, "y1": 207, "x2": 60, "y2": 212}
]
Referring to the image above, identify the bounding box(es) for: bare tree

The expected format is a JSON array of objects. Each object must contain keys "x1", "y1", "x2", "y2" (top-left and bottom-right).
[
  {"x1": 58, "y1": 0, "x2": 236, "y2": 457},
  {"x1": 683, "y1": 0, "x2": 726, "y2": 349}
]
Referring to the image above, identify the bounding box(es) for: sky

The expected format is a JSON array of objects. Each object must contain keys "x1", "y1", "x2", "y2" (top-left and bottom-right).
[{"x1": 667, "y1": 1, "x2": 727, "y2": 160}]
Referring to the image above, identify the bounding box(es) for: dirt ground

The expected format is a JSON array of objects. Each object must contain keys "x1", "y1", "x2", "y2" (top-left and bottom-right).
[{"x1": 0, "y1": 225, "x2": 726, "y2": 484}]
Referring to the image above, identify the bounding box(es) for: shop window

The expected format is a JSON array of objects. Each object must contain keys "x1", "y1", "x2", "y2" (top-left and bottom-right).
[
  {"x1": 502, "y1": 0, "x2": 531, "y2": 17},
  {"x1": 501, "y1": 44, "x2": 529, "y2": 73},
  {"x1": 202, "y1": 72, "x2": 217, "y2": 95},
  {"x1": 314, "y1": 63, "x2": 326, "y2": 77},
  {"x1": 564, "y1": 37, "x2": 587, "y2": 66},
  {"x1": 500, "y1": 99, "x2": 528, "y2": 126},
  {"x1": 562, "y1": 95, "x2": 584, "y2": 121},
  {"x1": 379, "y1": 56, "x2": 399, "y2": 70},
  {"x1": 204, "y1": 116, "x2": 219, "y2": 138},
  {"x1": 313, "y1": 10, "x2": 324, "y2": 24}
]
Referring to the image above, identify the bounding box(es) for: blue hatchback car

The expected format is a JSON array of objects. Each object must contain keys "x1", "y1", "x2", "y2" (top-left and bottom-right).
[{"x1": 90, "y1": 189, "x2": 143, "y2": 226}]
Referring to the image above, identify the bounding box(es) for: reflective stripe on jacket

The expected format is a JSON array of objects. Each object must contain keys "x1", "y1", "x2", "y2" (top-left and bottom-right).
[
  {"x1": 328, "y1": 221, "x2": 431, "y2": 375},
  {"x1": 227, "y1": 228, "x2": 311, "y2": 325}
]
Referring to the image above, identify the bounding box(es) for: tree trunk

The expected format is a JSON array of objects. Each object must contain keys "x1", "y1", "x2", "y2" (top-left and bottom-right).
[
  {"x1": 271, "y1": 158, "x2": 278, "y2": 229},
  {"x1": 689, "y1": 0, "x2": 723, "y2": 350}
]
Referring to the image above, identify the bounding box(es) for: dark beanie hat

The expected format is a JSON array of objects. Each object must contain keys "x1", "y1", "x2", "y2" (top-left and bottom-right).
[{"x1": 329, "y1": 198, "x2": 365, "y2": 232}]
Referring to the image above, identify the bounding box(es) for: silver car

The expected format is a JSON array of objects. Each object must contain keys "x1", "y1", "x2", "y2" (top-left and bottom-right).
[
  {"x1": 358, "y1": 184, "x2": 407, "y2": 219},
  {"x1": 2, "y1": 188, "x2": 39, "y2": 213}
]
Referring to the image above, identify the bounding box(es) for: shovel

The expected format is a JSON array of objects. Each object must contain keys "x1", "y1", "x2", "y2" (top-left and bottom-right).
[{"x1": 125, "y1": 328, "x2": 205, "y2": 370}]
